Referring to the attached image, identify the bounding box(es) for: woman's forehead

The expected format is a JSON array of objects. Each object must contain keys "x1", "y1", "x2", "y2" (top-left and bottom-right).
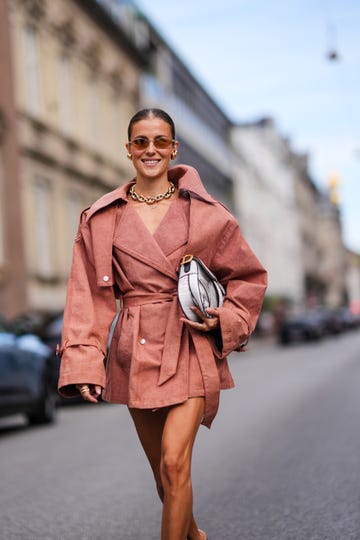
[{"x1": 130, "y1": 117, "x2": 172, "y2": 136}]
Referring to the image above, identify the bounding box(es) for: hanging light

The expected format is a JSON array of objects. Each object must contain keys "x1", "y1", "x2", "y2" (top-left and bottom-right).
[{"x1": 326, "y1": 22, "x2": 340, "y2": 62}]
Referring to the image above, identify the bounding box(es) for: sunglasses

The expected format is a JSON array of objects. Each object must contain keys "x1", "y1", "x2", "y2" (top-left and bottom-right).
[{"x1": 129, "y1": 136, "x2": 175, "y2": 150}]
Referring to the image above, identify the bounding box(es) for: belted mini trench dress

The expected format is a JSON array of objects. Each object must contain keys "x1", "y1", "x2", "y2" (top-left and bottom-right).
[{"x1": 58, "y1": 165, "x2": 267, "y2": 428}]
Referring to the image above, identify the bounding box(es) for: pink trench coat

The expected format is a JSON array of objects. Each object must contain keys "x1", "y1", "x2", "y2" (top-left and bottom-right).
[{"x1": 58, "y1": 165, "x2": 267, "y2": 428}]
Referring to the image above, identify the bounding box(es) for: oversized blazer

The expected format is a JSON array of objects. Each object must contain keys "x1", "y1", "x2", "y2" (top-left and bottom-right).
[{"x1": 58, "y1": 165, "x2": 267, "y2": 427}]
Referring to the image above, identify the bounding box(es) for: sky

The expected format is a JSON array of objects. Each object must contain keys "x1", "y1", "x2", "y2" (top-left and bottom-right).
[{"x1": 137, "y1": 0, "x2": 360, "y2": 253}]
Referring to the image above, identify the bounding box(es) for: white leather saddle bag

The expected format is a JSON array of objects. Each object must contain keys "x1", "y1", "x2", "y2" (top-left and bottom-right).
[{"x1": 178, "y1": 254, "x2": 225, "y2": 322}]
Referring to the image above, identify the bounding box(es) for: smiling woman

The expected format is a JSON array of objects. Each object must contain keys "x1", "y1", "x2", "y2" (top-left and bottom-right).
[
  {"x1": 57, "y1": 108, "x2": 267, "y2": 539},
  {"x1": 126, "y1": 110, "x2": 178, "y2": 192}
]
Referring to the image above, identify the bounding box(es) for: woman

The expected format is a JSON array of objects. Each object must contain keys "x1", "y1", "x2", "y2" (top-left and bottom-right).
[{"x1": 58, "y1": 108, "x2": 267, "y2": 540}]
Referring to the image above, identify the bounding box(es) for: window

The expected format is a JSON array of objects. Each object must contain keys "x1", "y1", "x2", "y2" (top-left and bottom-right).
[
  {"x1": 85, "y1": 75, "x2": 98, "y2": 145},
  {"x1": 58, "y1": 54, "x2": 72, "y2": 134},
  {"x1": 33, "y1": 179, "x2": 53, "y2": 276},
  {"x1": 23, "y1": 25, "x2": 42, "y2": 115}
]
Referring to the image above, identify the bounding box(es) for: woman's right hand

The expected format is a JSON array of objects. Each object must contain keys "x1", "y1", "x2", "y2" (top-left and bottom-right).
[{"x1": 76, "y1": 384, "x2": 102, "y2": 403}]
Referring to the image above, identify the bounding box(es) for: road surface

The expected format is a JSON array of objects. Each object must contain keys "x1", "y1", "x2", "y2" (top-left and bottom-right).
[{"x1": 1, "y1": 330, "x2": 359, "y2": 539}]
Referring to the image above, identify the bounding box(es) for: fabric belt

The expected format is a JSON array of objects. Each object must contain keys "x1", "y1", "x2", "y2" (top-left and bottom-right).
[{"x1": 122, "y1": 291, "x2": 183, "y2": 385}]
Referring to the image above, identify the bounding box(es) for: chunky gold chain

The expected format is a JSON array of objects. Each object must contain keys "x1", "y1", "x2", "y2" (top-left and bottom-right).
[{"x1": 129, "y1": 181, "x2": 176, "y2": 205}]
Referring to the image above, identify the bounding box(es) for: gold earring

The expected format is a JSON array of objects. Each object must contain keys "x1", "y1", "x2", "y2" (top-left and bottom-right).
[
  {"x1": 171, "y1": 149, "x2": 178, "y2": 160},
  {"x1": 127, "y1": 153, "x2": 132, "y2": 160}
]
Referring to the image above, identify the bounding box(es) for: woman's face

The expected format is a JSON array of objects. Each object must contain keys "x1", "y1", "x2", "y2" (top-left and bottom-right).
[{"x1": 126, "y1": 117, "x2": 178, "y2": 182}]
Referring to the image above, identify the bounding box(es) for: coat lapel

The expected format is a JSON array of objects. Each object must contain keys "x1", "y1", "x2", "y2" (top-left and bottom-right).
[{"x1": 114, "y1": 204, "x2": 178, "y2": 280}]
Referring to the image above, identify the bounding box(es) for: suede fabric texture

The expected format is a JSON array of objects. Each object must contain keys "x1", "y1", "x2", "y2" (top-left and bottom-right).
[{"x1": 58, "y1": 165, "x2": 267, "y2": 428}]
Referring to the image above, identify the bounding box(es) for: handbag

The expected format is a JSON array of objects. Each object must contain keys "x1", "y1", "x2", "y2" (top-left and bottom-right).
[{"x1": 178, "y1": 254, "x2": 225, "y2": 322}]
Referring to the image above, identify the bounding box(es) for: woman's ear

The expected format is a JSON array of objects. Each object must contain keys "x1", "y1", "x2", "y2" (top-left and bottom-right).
[{"x1": 171, "y1": 140, "x2": 179, "y2": 160}]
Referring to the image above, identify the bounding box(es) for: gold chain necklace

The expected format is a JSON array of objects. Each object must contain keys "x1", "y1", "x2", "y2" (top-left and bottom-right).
[{"x1": 129, "y1": 181, "x2": 176, "y2": 205}]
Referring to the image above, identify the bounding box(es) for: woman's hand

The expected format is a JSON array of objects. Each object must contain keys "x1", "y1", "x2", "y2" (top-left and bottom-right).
[
  {"x1": 181, "y1": 306, "x2": 220, "y2": 332},
  {"x1": 76, "y1": 384, "x2": 102, "y2": 403}
]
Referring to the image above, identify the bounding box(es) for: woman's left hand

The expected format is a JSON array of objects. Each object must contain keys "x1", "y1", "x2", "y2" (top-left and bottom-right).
[
  {"x1": 181, "y1": 306, "x2": 220, "y2": 332},
  {"x1": 76, "y1": 383, "x2": 102, "y2": 403}
]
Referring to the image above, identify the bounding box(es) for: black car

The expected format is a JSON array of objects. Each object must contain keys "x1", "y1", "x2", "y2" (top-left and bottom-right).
[
  {"x1": 278, "y1": 309, "x2": 326, "y2": 345},
  {"x1": 0, "y1": 332, "x2": 59, "y2": 425}
]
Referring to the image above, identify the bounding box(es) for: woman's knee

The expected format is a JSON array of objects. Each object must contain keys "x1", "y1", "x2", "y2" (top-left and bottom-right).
[{"x1": 160, "y1": 449, "x2": 191, "y2": 489}]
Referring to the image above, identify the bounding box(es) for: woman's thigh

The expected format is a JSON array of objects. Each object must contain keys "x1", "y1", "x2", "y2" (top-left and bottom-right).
[
  {"x1": 161, "y1": 398, "x2": 205, "y2": 466},
  {"x1": 129, "y1": 398, "x2": 204, "y2": 471},
  {"x1": 129, "y1": 407, "x2": 168, "y2": 474}
]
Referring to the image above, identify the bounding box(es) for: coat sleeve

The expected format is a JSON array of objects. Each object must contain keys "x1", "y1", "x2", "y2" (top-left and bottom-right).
[
  {"x1": 58, "y1": 212, "x2": 117, "y2": 397},
  {"x1": 210, "y1": 219, "x2": 267, "y2": 358}
]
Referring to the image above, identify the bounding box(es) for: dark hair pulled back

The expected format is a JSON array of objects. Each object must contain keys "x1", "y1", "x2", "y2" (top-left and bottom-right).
[{"x1": 127, "y1": 108, "x2": 176, "y2": 140}]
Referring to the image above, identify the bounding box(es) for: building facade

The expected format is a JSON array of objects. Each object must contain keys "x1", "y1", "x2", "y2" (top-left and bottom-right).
[
  {"x1": 316, "y1": 195, "x2": 347, "y2": 307},
  {"x1": 291, "y1": 153, "x2": 325, "y2": 303},
  {"x1": 345, "y1": 249, "x2": 360, "y2": 314},
  {"x1": 292, "y1": 154, "x2": 347, "y2": 307},
  {"x1": 231, "y1": 118, "x2": 305, "y2": 306},
  {"x1": 0, "y1": 0, "x2": 145, "y2": 318}
]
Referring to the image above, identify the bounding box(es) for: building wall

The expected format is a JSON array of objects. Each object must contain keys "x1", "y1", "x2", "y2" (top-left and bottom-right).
[
  {"x1": 1, "y1": 0, "x2": 144, "y2": 317},
  {"x1": 346, "y1": 249, "x2": 360, "y2": 311},
  {"x1": 316, "y1": 198, "x2": 347, "y2": 307},
  {"x1": 232, "y1": 119, "x2": 304, "y2": 306},
  {"x1": 0, "y1": 0, "x2": 27, "y2": 318},
  {"x1": 291, "y1": 155, "x2": 325, "y2": 301}
]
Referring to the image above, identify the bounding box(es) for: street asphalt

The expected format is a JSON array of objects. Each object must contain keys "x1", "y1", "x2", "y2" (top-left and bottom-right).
[{"x1": 1, "y1": 330, "x2": 360, "y2": 539}]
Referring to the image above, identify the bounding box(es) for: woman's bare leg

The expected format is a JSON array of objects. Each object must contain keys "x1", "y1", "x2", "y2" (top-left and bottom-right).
[
  {"x1": 129, "y1": 399, "x2": 205, "y2": 540},
  {"x1": 160, "y1": 397, "x2": 204, "y2": 540},
  {"x1": 129, "y1": 407, "x2": 168, "y2": 500}
]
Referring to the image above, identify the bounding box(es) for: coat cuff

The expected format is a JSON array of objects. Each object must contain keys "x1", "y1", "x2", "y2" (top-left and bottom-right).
[
  {"x1": 212, "y1": 307, "x2": 249, "y2": 359},
  {"x1": 58, "y1": 344, "x2": 106, "y2": 398}
]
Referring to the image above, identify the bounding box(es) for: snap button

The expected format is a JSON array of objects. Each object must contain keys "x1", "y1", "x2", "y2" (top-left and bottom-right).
[
  {"x1": 139, "y1": 338, "x2": 146, "y2": 345},
  {"x1": 102, "y1": 275, "x2": 110, "y2": 282}
]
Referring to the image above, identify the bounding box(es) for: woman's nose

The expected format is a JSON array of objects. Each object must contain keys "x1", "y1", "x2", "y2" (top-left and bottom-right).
[{"x1": 146, "y1": 141, "x2": 156, "y2": 153}]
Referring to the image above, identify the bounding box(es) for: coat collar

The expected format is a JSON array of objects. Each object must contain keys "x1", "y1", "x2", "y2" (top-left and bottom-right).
[{"x1": 85, "y1": 164, "x2": 216, "y2": 222}]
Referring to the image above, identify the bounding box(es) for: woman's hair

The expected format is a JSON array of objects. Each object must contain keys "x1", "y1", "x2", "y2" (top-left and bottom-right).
[{"x1": 127, "y1": 108, "x2": 176, "y2": 140}]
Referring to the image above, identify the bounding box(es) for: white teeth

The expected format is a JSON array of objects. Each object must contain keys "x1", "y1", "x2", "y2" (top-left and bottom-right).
[{"x1": 144, "y1": 160, "x2": 159, "y2": 165}]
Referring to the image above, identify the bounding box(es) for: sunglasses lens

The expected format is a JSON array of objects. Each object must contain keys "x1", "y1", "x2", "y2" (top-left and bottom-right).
[
  {"x1": 131, "y1": 137, "x2": 174, "y2": 150},
  {"x1": 154, "y1": 136, "x2": 173, "y2": 149},
  {"x1": 132, "y1": 137, "x2": 148, "y2": 150}
]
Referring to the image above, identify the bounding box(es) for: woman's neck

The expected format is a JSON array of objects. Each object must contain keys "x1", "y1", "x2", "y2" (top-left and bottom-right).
[{"x1": 134, "y1": 175, "x2": 171, "y2": 197}]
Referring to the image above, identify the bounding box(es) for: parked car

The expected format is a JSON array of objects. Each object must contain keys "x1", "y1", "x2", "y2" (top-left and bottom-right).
[
  {"x1": 310, "y1": 306, "x2": 343, "y2": 335},
  {"x1": 336, "y1": 307, "x2": 360, "y2": 331},
  {"x1": 40, "y1": 311, "x2": 119, "y2": 353},
  {"x1": 32, "y1": 312, "x2": 86, "y2": 405},
  {"x1": 39, "y1": 312, "x2": 63, "y2": 352},
  {"x1": 0, "y1": 329, "x2": 59, "y2": 425},
  {"x1": 278, "y1": 308, "x2": 326, "y2": 345}
]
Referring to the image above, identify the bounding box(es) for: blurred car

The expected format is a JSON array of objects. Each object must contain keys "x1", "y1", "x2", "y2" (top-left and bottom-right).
[
  {"x1": 40, "y1": 312, "x2": 63, "y2": 352},
  {"x1": 11, "y1": 310, "x2": 61, "y2": 347},
  {"x1": 311, "y1": 306, "x2": 343, "y2": 336},
  {"x1": 40, "y1": 311, "x2": 119, "y2": 352},
  {"x1": 0, "y1": 329, "x2": 59, "y2": 425},
  {"x1": 336, "y1": 307, "x2": 360, "y2": 330},
  {"x1": 278, "y1": 309, "x2": 326, "y2": 345},
  {"x1": 34, "y1": 312, "x2": 85, "y2": 405}
]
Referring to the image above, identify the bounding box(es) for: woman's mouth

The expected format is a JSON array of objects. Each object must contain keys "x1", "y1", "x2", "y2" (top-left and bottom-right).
[{"x1": 142, "y1": 159, "x2": 160, "y2": 167}]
